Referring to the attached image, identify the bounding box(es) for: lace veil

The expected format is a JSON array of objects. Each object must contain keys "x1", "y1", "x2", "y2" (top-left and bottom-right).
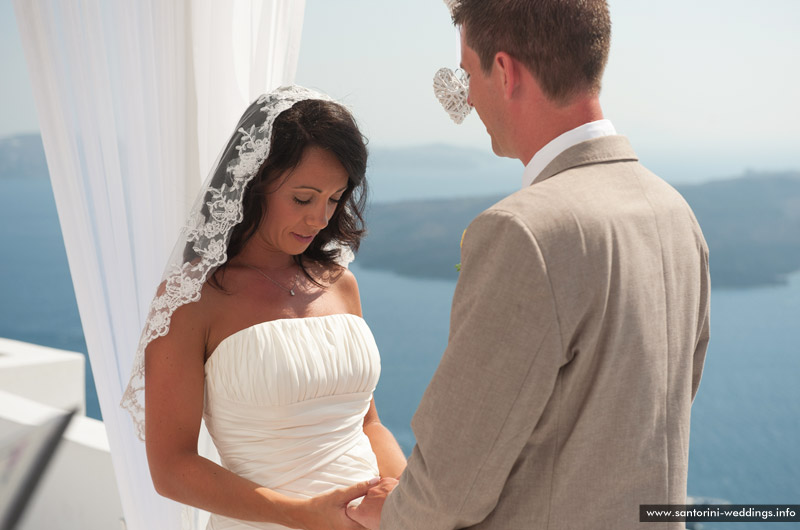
[{"x1": 120, "y1": 85, "x2": 339, "y2": 441}]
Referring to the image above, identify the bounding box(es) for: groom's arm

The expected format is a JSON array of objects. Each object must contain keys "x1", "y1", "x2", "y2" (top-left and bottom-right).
[
  {"x1": 380, "y1": 209, "x2": 565, "y2": 529},
  {"x1": 691, "y1": 243, "x2": 710, "y2": 400}
]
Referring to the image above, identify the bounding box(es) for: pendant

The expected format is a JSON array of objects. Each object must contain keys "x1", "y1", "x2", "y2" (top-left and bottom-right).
[{"x1": 290, "y1": 289, "x2": 295, "y2": 296}]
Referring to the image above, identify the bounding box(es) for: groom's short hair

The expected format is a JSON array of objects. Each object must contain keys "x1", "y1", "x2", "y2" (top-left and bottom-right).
[{"x1": 452, "y1": 0, "x2": 611, "y2": 106}]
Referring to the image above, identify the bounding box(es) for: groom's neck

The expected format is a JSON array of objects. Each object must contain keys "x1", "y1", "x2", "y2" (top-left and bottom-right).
[{"x1": 514, "y1": 94, "x2": 605, "y2": 166}]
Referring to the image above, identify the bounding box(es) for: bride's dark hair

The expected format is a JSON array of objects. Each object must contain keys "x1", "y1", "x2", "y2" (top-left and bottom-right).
[{"x1": 212, "y1": 99, "x2": 368, "y2": 287}]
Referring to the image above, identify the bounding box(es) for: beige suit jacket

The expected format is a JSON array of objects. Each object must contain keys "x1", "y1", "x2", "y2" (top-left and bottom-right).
[{"x1": 381, "y1": 136, "x2": 710, "y2": 529}]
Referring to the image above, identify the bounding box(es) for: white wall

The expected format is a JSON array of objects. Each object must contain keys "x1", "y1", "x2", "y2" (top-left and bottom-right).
[
  {"x1": 0, "y1": 339, "x2": 124, "y2": 530},
  {"x1": 0, "y1": 337, "x2": 86, "y2": 416}
]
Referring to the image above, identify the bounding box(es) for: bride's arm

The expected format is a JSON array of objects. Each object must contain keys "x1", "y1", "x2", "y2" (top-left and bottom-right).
[
  {"x1": 362, "y1": 400, "x2": 407, "y2": 478},
  {"x1": 335, "y1": 268, "x2": 407, "y2": 479},
  {"x1": 144, "y1": 300, "x2": 370, "y2": 530}
]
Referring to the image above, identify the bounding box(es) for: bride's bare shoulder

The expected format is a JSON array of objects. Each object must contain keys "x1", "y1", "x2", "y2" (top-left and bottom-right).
[
  {"x1": 307, "y1": 260, "x2": 362, "y2": 315},
  {"x1": 331, "y1": 267, "x2": 362, "y2": 316}
]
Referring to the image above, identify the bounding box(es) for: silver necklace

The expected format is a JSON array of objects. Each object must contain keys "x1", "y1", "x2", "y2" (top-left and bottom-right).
[{"x1": 245, "y1": 264, "x2": 300, "y2": 296}]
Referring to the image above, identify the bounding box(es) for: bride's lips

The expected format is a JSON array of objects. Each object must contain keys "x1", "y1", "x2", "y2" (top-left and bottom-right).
[{"x1": 292, "y1": 232, "x2": 315, "y2": 244}]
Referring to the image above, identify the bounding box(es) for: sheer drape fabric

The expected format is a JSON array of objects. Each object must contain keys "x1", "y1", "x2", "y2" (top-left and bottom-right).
[{"x1": 12, "y1": 1, "x2": 305, "y2": 529}]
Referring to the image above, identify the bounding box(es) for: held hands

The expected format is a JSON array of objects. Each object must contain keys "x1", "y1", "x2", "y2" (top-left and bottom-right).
[
  {"x1": 287, "y1": 476, "x2": 398, "y2": 530},
  {"x1": 293, "y1": 478, "x2": 380, "y2": 530},
  {"x1": 346, "y1": 477, "x2": 399, "y2": 530}
]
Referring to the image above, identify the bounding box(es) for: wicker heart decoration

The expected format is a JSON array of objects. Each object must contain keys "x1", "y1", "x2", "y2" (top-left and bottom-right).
[{"x1": 433, "y1": 67, "x2": 471, "y2": 125}]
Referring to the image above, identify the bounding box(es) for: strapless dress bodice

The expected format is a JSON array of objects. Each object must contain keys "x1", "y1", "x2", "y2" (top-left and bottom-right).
[{"x1": 203, "y1": 313, "x2": 381, "y2": 530}]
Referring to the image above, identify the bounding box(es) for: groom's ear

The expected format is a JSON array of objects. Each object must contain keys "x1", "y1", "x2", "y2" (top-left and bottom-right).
[{"x1": 494, "y1": 52, "x2": 520, "y2": 100}]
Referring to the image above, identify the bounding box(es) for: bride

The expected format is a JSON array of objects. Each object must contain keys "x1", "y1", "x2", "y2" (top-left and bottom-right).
[{"x1": 121, "y1": 86, "x2": 405, "y2": 529}]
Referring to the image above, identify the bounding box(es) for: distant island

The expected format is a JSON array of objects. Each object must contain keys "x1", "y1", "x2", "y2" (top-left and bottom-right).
[
  {"x1": 358, "y1": 171, "x2": 800, "y2": 289},
  {"x1": 0, "y1": 134, "x2": 48, "y2": 181},
  {"x1": 2, "y1": 133, "x2": 798, "y2": 289}
]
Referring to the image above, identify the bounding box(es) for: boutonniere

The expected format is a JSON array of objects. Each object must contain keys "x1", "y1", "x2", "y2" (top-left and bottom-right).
[{"x1": 455, "y1": 229, "x2": 466, "y2": 272}]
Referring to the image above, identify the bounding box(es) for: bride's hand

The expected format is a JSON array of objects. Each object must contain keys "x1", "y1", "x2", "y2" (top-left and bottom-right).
[
  {"x1": 291, "y1": 478, "x2": 379, "y2": 530},
  {"x1": 345, "y1": 477, "x2": 399, "y2": 530}
]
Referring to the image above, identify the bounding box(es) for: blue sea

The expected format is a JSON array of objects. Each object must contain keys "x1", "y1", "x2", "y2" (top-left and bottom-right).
[{"x1": 1, "y1": 177, "x2": 798, "y2": 529}]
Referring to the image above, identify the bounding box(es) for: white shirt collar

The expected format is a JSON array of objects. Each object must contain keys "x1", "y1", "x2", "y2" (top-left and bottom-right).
[{"x1": 521, "y1": 119, "x2": 617, "y2": 188}]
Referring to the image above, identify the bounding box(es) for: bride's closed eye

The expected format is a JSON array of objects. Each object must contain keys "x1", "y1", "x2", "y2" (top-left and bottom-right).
[{"x1": 293, "y1": 196, "x2": 342, "y2": 205}]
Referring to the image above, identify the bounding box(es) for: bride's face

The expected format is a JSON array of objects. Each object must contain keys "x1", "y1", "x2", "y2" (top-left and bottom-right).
[{"x1": 257, "y1": 145, "x2": 349, "y2": 256}]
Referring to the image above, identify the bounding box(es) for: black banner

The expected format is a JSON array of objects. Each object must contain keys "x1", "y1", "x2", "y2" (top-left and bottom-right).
[{"x1": 640, "y1": 504, "x2": 800, "y2": 523}]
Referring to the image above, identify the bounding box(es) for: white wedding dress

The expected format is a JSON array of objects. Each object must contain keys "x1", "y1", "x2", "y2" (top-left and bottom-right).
[{"x1": 202, "y1": 313, "x2": 382, "y2": 529}]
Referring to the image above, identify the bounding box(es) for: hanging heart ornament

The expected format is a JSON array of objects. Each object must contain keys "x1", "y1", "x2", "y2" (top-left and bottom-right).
[{"x1": 433, "y1": 67, "x2": 471, "y2": 125}]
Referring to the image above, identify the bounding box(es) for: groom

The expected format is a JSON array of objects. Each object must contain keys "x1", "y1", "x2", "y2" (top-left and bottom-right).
[{"x1": 349, "y1": 0, "x2": 710, "y2": 528}]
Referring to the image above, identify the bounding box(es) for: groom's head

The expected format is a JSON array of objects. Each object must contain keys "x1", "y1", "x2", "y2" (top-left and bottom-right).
[
  {"x1": 453, "y1": 0, "x2": 611, "y2": 160},
  {"x1": 452, "y1": 0, "x2": 611, "y2": 105}
]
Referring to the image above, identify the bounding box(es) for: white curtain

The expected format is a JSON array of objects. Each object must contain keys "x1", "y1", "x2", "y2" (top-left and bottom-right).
[
  {"x1": 12, "y1": 1, "x2": 305, "y2": 529},
  {"x1": 192, "y1": 0, "x2": 305, "y2": 178}
]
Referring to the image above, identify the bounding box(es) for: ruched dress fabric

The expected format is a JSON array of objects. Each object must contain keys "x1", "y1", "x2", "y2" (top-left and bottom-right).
[{"x1": 203, "y1": 313, "x2": 381, "y2": 529}]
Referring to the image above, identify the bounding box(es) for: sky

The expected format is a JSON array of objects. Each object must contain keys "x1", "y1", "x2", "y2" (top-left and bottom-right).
[{"x1": 2, "y1": 0, "x2": 798, "y2": 184}]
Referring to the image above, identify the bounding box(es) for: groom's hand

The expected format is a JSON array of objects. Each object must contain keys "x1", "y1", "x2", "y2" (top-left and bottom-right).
[
  {"x1": 346, "y1": 477, "x2": 399, "y2": 530},
  {"x1": 294, "y1": 478, "x2": 378, "y2": 530}
]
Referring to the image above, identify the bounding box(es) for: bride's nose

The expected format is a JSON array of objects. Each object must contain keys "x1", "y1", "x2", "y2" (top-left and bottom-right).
[{"x1": 306, "y1": 201, "x2": 332, "y2": 229}]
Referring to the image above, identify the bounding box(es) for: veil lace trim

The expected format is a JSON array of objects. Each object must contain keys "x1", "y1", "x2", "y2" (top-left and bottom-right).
[{"x1": 120, "y1": 86, "x2": 336, "y2": 441}]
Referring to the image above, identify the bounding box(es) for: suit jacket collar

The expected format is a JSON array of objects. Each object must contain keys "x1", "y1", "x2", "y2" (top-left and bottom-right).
[{"x1": 532, "y1": 135, "x2": 638, "y2": 186}]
